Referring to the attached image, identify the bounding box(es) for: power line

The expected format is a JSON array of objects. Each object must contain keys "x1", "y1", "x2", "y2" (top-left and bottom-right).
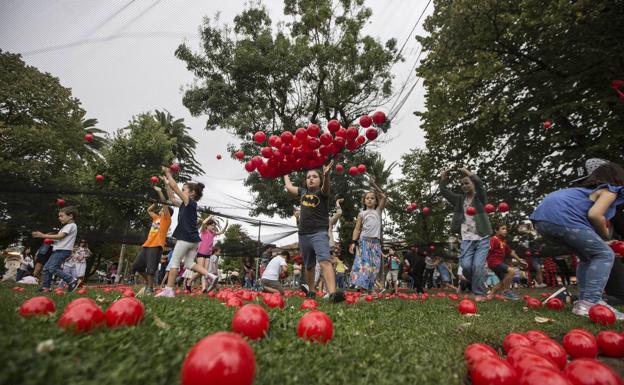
[{"x1": 392, "y1": 0, "x2": 432, "y2": 63}]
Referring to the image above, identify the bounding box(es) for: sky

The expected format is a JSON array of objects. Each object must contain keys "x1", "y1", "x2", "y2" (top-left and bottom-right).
[{"x1": 0, "y1": 0, "x2": 432, "y2": 246}]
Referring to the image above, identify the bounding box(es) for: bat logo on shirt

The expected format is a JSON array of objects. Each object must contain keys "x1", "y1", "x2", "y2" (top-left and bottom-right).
[{"x1": 301, "y1": 194, "x2": 320, "y2": 208}]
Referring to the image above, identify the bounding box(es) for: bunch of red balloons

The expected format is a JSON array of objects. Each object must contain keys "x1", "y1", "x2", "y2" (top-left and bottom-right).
[{"x1": 236, "y1": 112, "x2": 386, "y2": 178}]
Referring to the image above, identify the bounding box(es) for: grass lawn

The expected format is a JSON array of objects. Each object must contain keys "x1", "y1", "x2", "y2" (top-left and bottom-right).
[{"x1": 1, "y1": 283, "x2": 623, "y2": 385}]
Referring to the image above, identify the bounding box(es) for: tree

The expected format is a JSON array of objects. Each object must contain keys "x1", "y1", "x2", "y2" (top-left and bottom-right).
[
  {"x1": 416, "y1": 0, "x2": 624, "y2": 216},
  {"x1": 176, "y1": 0, "x2": 398, "y2": 220},
  {"x1": 216, "y1": 223, "x2": 260, "y2": 275},
  {"x1": 154, "y1": 110, "x2": 202, "y2": 180}
]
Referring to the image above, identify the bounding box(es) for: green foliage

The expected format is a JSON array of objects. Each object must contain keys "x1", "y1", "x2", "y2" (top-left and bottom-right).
[
  {"x1": 217, "y1": 224, "x2": 260, "y2": 272},
  {"x1": 415, "y1": 0, "x2": 624, "y2": 217},
  {"x1": 154, "y1": 110, "x2": 202, "y2": 181}
]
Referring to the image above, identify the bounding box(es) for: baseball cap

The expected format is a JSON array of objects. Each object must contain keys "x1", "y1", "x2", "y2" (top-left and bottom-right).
[{"x1": 571, "y1": 158, "x2": 609, "y2": 184}]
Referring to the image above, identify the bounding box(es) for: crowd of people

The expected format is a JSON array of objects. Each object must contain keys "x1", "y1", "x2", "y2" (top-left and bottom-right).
[{"x1": 9, "y1": 155, "x2": 624, "y2": 320}]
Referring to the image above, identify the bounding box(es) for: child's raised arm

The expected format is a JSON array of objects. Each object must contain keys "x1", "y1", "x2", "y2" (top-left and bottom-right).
[
  {"x1": 160, "y1": 176, "x2": 181, "y2": 207},
  {"x1": 283, "y1": 175, "x2": 299, "y2": 195},
  {"x1": 161, "y1": 166, "x2": 188, "y2": 206}
]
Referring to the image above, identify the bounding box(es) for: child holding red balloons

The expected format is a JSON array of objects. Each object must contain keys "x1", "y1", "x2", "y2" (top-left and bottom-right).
[
  {"x1": 284, "y1": 162, "x2": 344, "y2": 302},
  {"x1": 349, "y1": 178, "x2": 387, "y2": 292},
  {"x1": 530, "y1": 161, "x2": 624, "y2": 319},
  {"x1": 156, "y1": 167, "x2": 211, "y2": 298},
  {"x1": 440, "y1": 168, "x2": 492, "y2": 301}
]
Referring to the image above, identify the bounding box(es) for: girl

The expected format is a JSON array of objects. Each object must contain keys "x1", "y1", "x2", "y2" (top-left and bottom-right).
[
  {"x1": 349, "y1": 179, "x2": 387, "y2": 292},
  {"x1": 284, "y1": 161, "x2": 344, "y2": 302},
  {"x1": 156, "y1": 166, "x2": 211, "y2": 298},
  {"x1": 73, "y1": 239, "x2": 91, "y2": 287},
  {"x1": 530, "y1": 161, "x2": 624, "y2": 319},
  {"x1": 192, "y1": 216, "x2": 228, "y2": 293}
]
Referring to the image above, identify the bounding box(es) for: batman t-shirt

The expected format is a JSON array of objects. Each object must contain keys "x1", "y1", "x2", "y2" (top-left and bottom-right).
[{"x1": 298, "y1": 187, "x2": 329, "y2": 235}]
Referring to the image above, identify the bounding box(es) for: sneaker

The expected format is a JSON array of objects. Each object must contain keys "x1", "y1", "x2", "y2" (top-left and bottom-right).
[
  {"x1": 596, "y1": 301, "x2": 624, "y2": 321},
  {"x1": 535, "y1": 283, "x2": 547, "y2": 288},
  {"x1": 328, "y1": 292, "x2": 345, "y2": 303},
  {"x1": 67, "y1": 280, "x2": 79, "y2": 292},
  {"x1": 503, "y1": 291, "x2": 520, "y2": 301},
  {"x1": 572, "y1": 300, "x2": 593, "y2": 317},
  {"x1": 306, "y1": 291, "x2": 316, "y2": 299},
  {"x1": 155, "y1": 287, "x2": 175, "y2": 298},
  {"x1": 300, "y1": 283, "x2": 310, "y2": 295},
  {"x1": 206, "y1": 277, "x2": 218, "y2": 293},
  {"x1": 475, "y1": 295, "x2": 488, "y2": 302}
]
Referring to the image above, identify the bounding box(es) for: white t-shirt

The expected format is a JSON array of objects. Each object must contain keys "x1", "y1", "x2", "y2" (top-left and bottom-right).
[
  {"x1": 359, "y1": 209, "x2": 381, "y2": 238},
  {"x1": 54, "y1": 223, "x2": 78, "y2": 251},
  {"x1": 208, "y1": 255, "x2": 219, "y2": 275},
  {"x1": 461, "y1": 198, "x2": 484, "y2": 241},
  {"x1": 262, "y1": 256, "x2": 286, "y2": 281}
]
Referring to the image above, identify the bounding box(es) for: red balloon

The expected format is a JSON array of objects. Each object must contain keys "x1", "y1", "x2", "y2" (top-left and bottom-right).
[
  {"x1": 216, "y1": 154, "x2": 222, "y2": 160},
  {"x1": 525, "y1": 330, "x2": 549, "y2": 342},
  {"x1": 359, "y1": 115, "x2": 372, "y2": 128},
  {"x1": 357, "y1": 164, "x2": 366, "y2": 174},
  {"x1": 372, "y1": 111, "x2": 386, "y2": 125},
  {"x1": 506, "y1": 346, "x2": 537, "y2": 366},
  {"x1": 253, "y1": 131, "x2": 266, "y2": 144},
  {"x1": 251, "y1": 156, "x2": 263, "y2": 168},
  {"x1": 295, "y1": 127, "x2": 307, "y2": 140},
  {"x1": 307, "y1": 123, "x2": 321, "y2": 137},
  {"x1": 105, "y1": 297, "x2": 144, "y2": 328},
  {"x1": 563, "y1": 331, "x2": 598, "y2": 359},
  {"x1": 346, "y1": 126, "x2": 359, "y2": 140},
  {"x1": 498, "y1": 202, "x2": 510, "y2": 212},
  {"x1": 84, "y1": 133, "x2": 94, "y2": 142},
  {"x1": 564, "y1": 358, "x2": 622, "y2": 385},
  {"x1": 464, "y1": 343, "x2": 498, "y2": 369},
  {"x1": 231, "y1": 304, "x2": 269, "y2": 340},
  {"x1": 610, "y1": 241, "x2": 624, "y2": 256},
  {"x1": 244, "y1": 161, "x2": 255, "y2": 172},
  {"x1": 180, "y1": 332, "x2": 255, "y2": 385},
  {"x1": 526, "y1": 298, "x2": 542, "y2": 309},
  {"x1": 19, "y1": 296, "x2": 55, "y2": 317},
  {"x1": 300, "y1": 299, "x2": 319, "y2": 310},
  {"x1": 263, "y1": 293, "x2": 284, "y2": 309},
  {"x1": 95, "y1": 174, "x2": 104, "y2": 182},
  {"x1": 335, "y1": 127, "x2": 347, "y2": 139},
  {"x1": 335, "y1": 164, "x2": 344, "y2": 173},
  {"x1": 150, "y1": 176, "x2": 159, "y2": 183},
  {"x1": 511, "y1": 352, "x2": 558, "y2": 376},
  {"x1": 56, "y1": 198, "x2": 65, "y2": 206},
  {"x1": 327, "y1": 120, "x2": 341, "y2": 133},
  {"x1": 58, "y1": 303, "x2": 105, "y2": 333},
  {"x1": 503, "y1": 333, "x2": 532, "y2": 353},
  {"x1": 261, "y1": 147, "x2": 273, "y2": 158},
  {"x1": 589, "y1": 304, "x2": 616, "y2": 325},
  {"x1": 470, "y1": 357, "x2": 518, "y2": 385},
  {"x1": 546, "y1": 298, "x2": 564, "y2": 310},
  {"x1": 65, "y1": 297, "x2": 97, "y2": 313},
  {"x1": 532, "y1": 338, "x2": 567, "y2": 370},
  {"x1": 485, "y1": 203, "x2": 496, "y2": 213},
  {"x1": 319, "y1": 133, "x2": 333, "y2": 146},
  {"x1": 458, "y1": 299, "x2": 477, "y2": 314},
  {"x1": 226, "y1": 297, "x2": 243, "y2": 308},
  {"x1": 364, "y1": 128, "x2": 378, "y2": 141},
  {"x1": 543, "y1": 120, "x2": 553, "y2": 129},
  {"x1": 333, "y1": 136, "x2": 346, "y2": 149},
  {"x1": 519, "y1": 367, "x2": 572, "y2": 385},
  {"x1": 307, "y1": 137, "x2": 321, "y2": 150},
  {"x1": 422, "y1": 207, "x2": 431, "y2": 215},
  {"x1": 597, "y1": 331, "x2": 624, "y2": 358},
  {"x1": 466, "y1": 206, "x2": 477, "y2": 216},
  {"x1": 297, "y1": 310, "x2": 333, "y2": 343},
  {"x1": 410, "y1": 202, "x2": 418, "y2": 210},
  {"x1": 348, "y1": 166, "x2": 359, "y2": 176},
  {"x1": 170, "y1": 163, "x2": 180, "y2": 172}
]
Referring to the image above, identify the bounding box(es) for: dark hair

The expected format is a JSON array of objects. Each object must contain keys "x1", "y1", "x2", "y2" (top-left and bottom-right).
[
  {"x1": 493, "y1": 223, "x2": 507, "y2": 231},
  {"x1": 213, "y1": 246, "x2": 222, "y2": 253},
  {"x1": 185, "y1": 182, "x2": 205, "y2": 201},
  {"x1": 59, "y1": 206, "x2": 79, "y2": 219},
  {"x1": 305, "y1": 169, "x2": 323, "y2": 189},
  {"x1": 581, "y1": 162, "x2": 624, "y2": 188},
  {"x1": 280, "y1": 250, "x2": 290, "y2": 258}
]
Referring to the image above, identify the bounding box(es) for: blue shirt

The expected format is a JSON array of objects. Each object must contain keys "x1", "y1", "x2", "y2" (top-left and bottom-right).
[
  {"x1": 172, "y1": 199, "x2": 201, "y2": 242},
  {"x1": 530, "y1": 184, "x2": 624, "y2": 230}
]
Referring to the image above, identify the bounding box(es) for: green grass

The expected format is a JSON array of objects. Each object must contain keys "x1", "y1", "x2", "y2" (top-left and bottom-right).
[{"x1": 1, "y1": 284, "x2": 623, "y2": 385}]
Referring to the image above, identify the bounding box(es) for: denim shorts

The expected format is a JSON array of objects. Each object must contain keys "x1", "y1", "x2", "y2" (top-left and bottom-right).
[
  {"x1": 299, "y1": 231, "x2": 331, "y2": 268},
  {"x1": 491, "y1": 263, "x2": 510, "y2": 281}
]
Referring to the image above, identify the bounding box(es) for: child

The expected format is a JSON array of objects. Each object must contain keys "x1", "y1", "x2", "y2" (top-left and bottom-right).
[
  {"x1": 195, "y1": 217, "x2": 228, "y2": 293},
  {"x1": 261, "y1": 250, "x2": 289, "y2": 294},
  {"x1": 73, "y1": 240, "x2": 91, "y2": 287},
  {"x1": 349, "y1": 179, "x2": 387, "y2": 293},
  {"x1": 204, "y1": 246, "x2": 222, "y2": 292},
  {"x1": 32, "y1": 242, "x2": 52, "y2": 281},
  {"x1": 435, "y1": 257, "x2": 458, "y2": 291},
  {"x1": 32, "y1": 206, "x2": 79, "y2": 292},
  {"x1": 156, "y1": 166, "x2": 211, "y2": 298},
  {"x1": 440, "y1": 167, "x2": 492, "y2": 301},
  {"x1": 530, "y1": 161, "x2": 624, "y2": 318},
  {"x1": 385, "y1": 247, "x2": 401, "y2": 293},
  {"x1": 133, "y1": 185, "x2": 173, "y2": 295},
  {"x1": 284, "y1": 161, "x2": 344, "y2": 302},
  {"x1": 486, "y1": 224, "x2": 526, "y2": 300},
  {"x1": 16, "y1": 248, "x2": 33, "y2": 282}
]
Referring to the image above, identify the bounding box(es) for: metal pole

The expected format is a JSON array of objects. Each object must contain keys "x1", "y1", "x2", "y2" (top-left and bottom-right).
[{"x1": 255, "y1": 221, "x2": 262, "y2": 288}]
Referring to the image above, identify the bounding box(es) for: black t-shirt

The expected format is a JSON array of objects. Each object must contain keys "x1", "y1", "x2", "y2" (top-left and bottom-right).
[
  {"x1": 172, "y1": 198, "x2": 201, "y2": 243},
  {"x1": 405, "y1": 251, "x2": 425, "y2": 271},
  {"x1": 298, "y1": 187, "x2": 329, "y2": 235}
]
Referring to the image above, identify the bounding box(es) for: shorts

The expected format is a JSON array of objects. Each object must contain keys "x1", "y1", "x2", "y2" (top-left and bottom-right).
[
  {"x1": 196, "y1": 253, "x2": 210, "y2": 259},
  {"x1": 261, "y1": 278, "x2": 284, "y2": 294},
  {"x1": 491, "y1": 263, "x2": 511, "y2": 281},
  {"x1": 439, "y1": 269, "x2": 451, "y2": 283},
  {"x1": 74, "y1": 261, "x2": 87, "y2": 277},
  {"x1": 299, "y1": 231, "x2": 331, "y2": 268},
  {"x1": 386, "y1": 270, "x2": 399, "y2": 283},
  {"x1": 35, "y1": 253, "x2": 50, "y2": 265},
  {"x1": 182, "y1": 269, "x2": 194, "y2": 279},
  {"x1": 132, "y1": 246, "x2": 162, "y2": 275},
  {"x1": 531, "y1": 257, "x2": 542, "y2": 271},
  {"x1": 169, "y1": 240, "x2": 199, "y2": 271}
]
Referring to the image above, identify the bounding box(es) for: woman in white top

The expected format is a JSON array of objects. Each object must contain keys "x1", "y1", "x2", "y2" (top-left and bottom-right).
[{"x1": 348, "y1": 179, "x2": 386, "y2": 292}]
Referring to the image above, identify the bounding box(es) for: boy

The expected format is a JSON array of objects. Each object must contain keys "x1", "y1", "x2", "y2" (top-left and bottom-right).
[
  {"x1": 133, "y1": 186, "x2": 173, "y2": 296},
  {"x1": 385, "y1": 247, "x2": 401, "y2": 293},
  {"x1": 486, "y1": 224, "x2": 527, "y2": 300},
  {"x1": 261, "y1": 250, "x2": 289, "y2": 294},
  {"x1": 205, "y1": 246, "x2": 222, "y2": 293},
  {"x1": 32, "y1": 206, "x2": 79, "y2": 292}
]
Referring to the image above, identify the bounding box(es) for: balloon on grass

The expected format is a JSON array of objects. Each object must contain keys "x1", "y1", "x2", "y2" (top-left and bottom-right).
[
  {"x1": 232, "y1": 304, "x2": 269, "y2": 341},
  {"x1": 19, "y1": 296, "x2": 55, "y2": 317},
  {"x1": 297, "y1": 310, "x2": 333, "y2": 343}
]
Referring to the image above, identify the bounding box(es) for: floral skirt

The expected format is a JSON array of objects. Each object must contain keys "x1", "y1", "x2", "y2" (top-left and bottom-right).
[{"x1": 349, "y1": 238, "x2": 381, "y2": 291}]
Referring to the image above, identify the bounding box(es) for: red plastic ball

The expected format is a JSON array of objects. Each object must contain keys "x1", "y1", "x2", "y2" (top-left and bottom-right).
[
  {"x1": 466, "y1": 206, "x2": 476, "y2": 216},
  {"x1": 84, "y1": 133, "x2": 94, "y2": 142},
  {"x1": 524, "y1": 330, "x2": 549, "y2": 343},
  {"x1": 510, "y1": 352, "x2": 558, "y2": 376},
  {"x1": 526, "y1": 298, "x2": 542, "y2": 309},
  {"x1": 327, "y1": 120, "x2": 341, "y2": 133},
  {"x1": 588, "y1": 304, "x2": 616, "y2": 325},
  {"x1": 19, "y1": 296, "x2": 56, "y2": 317},
  {"x1": 543, "y1": 120, "x2": 552, "y2": 129},
  {"x1": 470, "y1": 357, "x2": 518, "y2": 385},
  {"x1": 564, "y1": 358, "x2": 622, "y2": 385},
  {"x1": 532, "y1": 338, "x2": 567, "y2": 370},
  {"x1": 518, "y1": 367, "x2": 572, "y2": 385},
  {"x1": 610, "y1": 241, "x2": 624, "y2": 256},
  {"x1": 484, "y1": 203, "x2": 496, "y2": 213},
  {"x1": 597, "y1": 331, "x2": 624, "y2": 358},
  {"x1": 359, "y1": 115, "x2": 372, "y2": 128},
  {"x1": 44, "y1": 238, "x2": 54, "y2": 245},
  {"x1": 216, "y1": 154, "x2": 222, "y2": 160},
  {"x1": 150, "y1": 176, "x2": 159, "y2": 183},
  {"x1": 422, "y1": 207, "x2": 431, "y2": 215},
  {"x1": 346, "y1": 126, "x2": 359, "y2": 140},
  {"x1": 95, "y1": 174, "x2": 104, "y2": 182},
  {"x1": 56, "y1": 198, "x2": 65, "y2": 206},
  {"x1": 244, "y1": 161, "x2": 255, "y2": 172},
  {"x1": 498, "y1": 202, "x2": 509, "y2": 212},
  {"x1": 58, "y1": 303, "x2": 105, "y2": 333},
  {"x1": 263, "y1": 293, "x2": 284, "y2": 309},
  {"x1": 234, "y1": 150, "x2": 245, "y2": 160},
  {"x1": 105, "y1": 297, "x2": 144, "y2": 328},
  {"x1": 357, "y1": 164, "x2": 366, "y2": 174},
  {"x1": 307, "y1": 123, "x2": 321, "y2": 137},
  {"x1": 180, "y1": 332, "x2": 255, "y2": 385},
  {"x1": 464, "y1": 343, "x2": 498, "y2": 369},
  {"x1": 503, "y1": 333, "x2": 532, "y2": 354},
  {"x1": 546, "y1": 298, "x2": 564, "y2": 310},
  {"x1": 562, "y1": 331, "x2": 598, "y2": 359},
  {"x1": 372, "y1": 111, "x2": 386, "y2": 125},
  {"x1": 297, "y1": 310, "x2": 333, "y2": 344},
  {"x1": 169, "y1": 163, "x2": 181, "y2": 172},
  {"x1": 348, "y1": 166, "x2": 359, "y2": 176},
  {"x1": 319, "y1": 133, "x2": 333, "y2": 146},
  {"x1": 506, "y1": 346, "x2": 537, "y2": 367},
  {"x1": 300, "y1": 299, "x2": 318, "y2": 310},
  {"x1": 226, "y1": 297, "x2": 243, "y2": 308},
  {"x1": 65, "y1": 297, "x2": 97, "y2": 312},
  {"x1": 253, "y1": 131, "x2": 266, "y2": 144},
  {"x1": 231, "y1": 304, "x2": 269, "y2": 341},
  {"x1": 458, "y1": 299, "x2": 477, "y2": 314},
  {"x1": 335, "y1": 164, "x2": 344, "y2": 173}
]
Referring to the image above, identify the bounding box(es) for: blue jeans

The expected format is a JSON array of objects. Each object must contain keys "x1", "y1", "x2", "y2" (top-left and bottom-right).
[
  {"x1": 459, "y1": 238, "x2": 490, "y2": 296},
  {"x1": 534, "y1": 221, "x2": 614, "y2": 303},
  {"x1": 336, "y1": 272, "x2": 345, "y2": 289},
  {"x1": 42, "y1": 250, "x2": 74, "y2": 289}
]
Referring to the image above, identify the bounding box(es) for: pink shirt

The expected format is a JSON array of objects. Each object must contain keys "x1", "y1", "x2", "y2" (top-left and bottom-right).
[{"x1": 197, "y1": 229, "x2": 215, "y2": 256}]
